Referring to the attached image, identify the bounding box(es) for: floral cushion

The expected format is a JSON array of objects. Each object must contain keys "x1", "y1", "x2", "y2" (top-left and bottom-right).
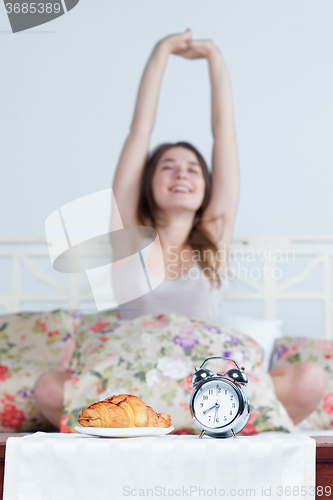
[
  {"x1": 61, "y1": 311, "x2": 298, "y2": 435},
  {"x1": 0, "y1": 309, "x2": 81, "y2": 432},
  {"x1": 271, "y1": 337, "x2": 333, "y2": 429}
]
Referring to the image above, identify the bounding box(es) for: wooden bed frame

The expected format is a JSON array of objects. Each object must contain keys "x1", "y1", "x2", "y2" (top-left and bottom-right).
[{"x1": 0, "y1": 434, "x2": 332, "y2": 499}]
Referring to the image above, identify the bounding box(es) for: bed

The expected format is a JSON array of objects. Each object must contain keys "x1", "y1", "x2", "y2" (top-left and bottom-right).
[{"x1": 0, "y1": 236, "x2": 333, "y2": 499}]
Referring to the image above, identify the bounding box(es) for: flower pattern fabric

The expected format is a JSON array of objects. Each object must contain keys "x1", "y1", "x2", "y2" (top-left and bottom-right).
[
  {"x1": 61, "y1": 310, "x2": 298, "y2": 435},
  {"x1": 0, "y1": 308, "x2": 299, "y2": 435},
  {"x1": 0, "y1": 310, "x2": 81, "y2": 432}
]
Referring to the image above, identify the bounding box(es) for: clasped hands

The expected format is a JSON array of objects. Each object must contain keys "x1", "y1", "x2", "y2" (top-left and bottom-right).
[{"x1": 159, "y1": 28, "x2": 218, "y2": 60}]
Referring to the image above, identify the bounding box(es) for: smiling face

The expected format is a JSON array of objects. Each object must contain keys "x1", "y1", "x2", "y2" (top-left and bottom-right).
[{"x1": 152, "y1": 147, "x2": 206, "y2": 216}]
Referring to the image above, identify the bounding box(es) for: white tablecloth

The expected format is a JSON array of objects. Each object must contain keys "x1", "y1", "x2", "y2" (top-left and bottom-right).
[{"x1": 3, "y1": 432, "x2": 315, "y2": 500}]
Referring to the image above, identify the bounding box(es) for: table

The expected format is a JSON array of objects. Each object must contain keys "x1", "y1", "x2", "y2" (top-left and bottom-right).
[{"x1": 0, "y1": 434, "x2": 332, "y2": 500}]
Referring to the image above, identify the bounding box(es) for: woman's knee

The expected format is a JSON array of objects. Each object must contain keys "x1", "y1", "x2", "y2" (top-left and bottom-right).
[
  {"x1": 270, "y1": 361, "x2": 327, "y2": 404},
  {"x1": 33, "y1": 370, "x2": 70, "y2": 409},
  {"x1": 291, "y1": 361, "x2": 327, "y2": 406}
]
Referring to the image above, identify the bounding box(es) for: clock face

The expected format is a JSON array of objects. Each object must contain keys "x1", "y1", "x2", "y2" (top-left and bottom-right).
[{"x1": 193, "y1": 379, "x2": 240, "y2": 429}]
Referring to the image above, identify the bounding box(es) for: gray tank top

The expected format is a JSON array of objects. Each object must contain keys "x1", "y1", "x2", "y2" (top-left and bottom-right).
[{"x1": 118, "y1": 261, "x2": 227, "y2": 322}]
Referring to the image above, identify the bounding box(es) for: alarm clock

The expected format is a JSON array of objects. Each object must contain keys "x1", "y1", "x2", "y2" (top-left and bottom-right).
[{"x1": 189, "y1": 356, "x2": 251, "y2": 438}]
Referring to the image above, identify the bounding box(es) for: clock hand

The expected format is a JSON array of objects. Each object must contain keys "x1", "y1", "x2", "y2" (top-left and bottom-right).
[
  {"x1": 214, "y1": 405, "x2": 219, "y2": 424},
  {"x1": 203, "y1": 404, "x2": 216, "y2": 415},
  {"x1": 203, "y1": 402, "x2": 220, "y2": 415}
]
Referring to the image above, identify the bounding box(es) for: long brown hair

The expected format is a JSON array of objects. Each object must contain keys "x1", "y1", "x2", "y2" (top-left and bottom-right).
[{"x1": 137, "y1": 142, "x2": 224, "y2": 287}]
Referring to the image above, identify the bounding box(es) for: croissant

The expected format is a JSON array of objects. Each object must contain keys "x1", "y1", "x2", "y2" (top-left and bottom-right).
[{"x1": 78, "y1": 394, "x2": 172, "y2": 428}]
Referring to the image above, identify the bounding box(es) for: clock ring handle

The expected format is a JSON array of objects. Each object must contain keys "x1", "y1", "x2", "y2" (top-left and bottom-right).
[{"x1": 199, "y1": 356, "x2": 245, "y2": 372}]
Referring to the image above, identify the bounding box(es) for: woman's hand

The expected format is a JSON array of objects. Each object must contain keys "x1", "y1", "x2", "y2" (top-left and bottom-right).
[
  {"x1": 177, "y1": 39, "x2": 216, "y2": 60},
  {"x1": 159, "y1": 30, "x2": 217, "y2": 60},
  {"x1": 159, "y1": 29, "x2": 193, "y2": 55}
]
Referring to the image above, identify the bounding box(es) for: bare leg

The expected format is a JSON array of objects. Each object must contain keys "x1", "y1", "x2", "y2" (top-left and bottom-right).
[
  {"x1": 269, "y1": 361, "x2": 328, "y2": 425},
  {"x1": 33, "y1": 370, "x2": 72, "y2": 429}
]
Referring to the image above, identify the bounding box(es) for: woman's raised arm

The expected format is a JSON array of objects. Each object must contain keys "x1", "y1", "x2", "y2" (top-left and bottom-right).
[
  {"x1": 205, "y1": 45, "x2": 240, "y2": 250},
  {"x1": 112, "y1": 30, "x2": 192, "y2": 228},
  {"x1": 168, "y1": 38, "x2": 240, "y2": 254}
]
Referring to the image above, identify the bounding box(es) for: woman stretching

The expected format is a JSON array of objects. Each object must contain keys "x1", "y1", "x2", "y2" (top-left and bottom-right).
[{"x1": 34, "y1": 29, "x2": 327, "y2": 429}]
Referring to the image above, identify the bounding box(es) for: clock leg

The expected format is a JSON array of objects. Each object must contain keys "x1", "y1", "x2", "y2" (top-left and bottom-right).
[
  {"x1": 199, "y1": 430, "x2": 206, "y2": 439},
  {"x1": 231, "y1": 429, "x2": 237, "y2": 438}
]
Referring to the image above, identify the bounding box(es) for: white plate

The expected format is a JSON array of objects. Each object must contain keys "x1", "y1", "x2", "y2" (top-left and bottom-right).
[{"x1": 74, "y1": 425, "x2": 174, "y2": 438}]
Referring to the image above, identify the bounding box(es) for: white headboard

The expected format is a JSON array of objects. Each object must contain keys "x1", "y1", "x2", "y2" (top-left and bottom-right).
[{"x1": 0, "y1": 236, "x2": 332, "y2": 338}]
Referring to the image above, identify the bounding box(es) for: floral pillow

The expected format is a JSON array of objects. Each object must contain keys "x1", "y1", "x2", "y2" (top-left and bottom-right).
[
  {"x1": 61, "y1": 311, "x2": 298, "y2": 435},
  {"x1": 271, "y1": 337, "x2": 333, "y2": 429},
  {"x1": 0, "y1": 310, "x2": 81, "y2": 366},
  {"x1": 0, "y1": 309, "x2": 81, "y2": 432}
]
